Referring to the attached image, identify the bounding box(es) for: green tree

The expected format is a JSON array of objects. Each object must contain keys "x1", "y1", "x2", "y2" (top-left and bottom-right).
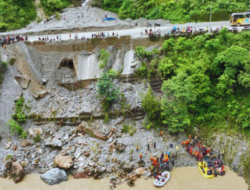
[
  {"x1": 161, "y1": 73, "x2": 196, "y2": 133},
  {"x1": 97, "y1": 69, "x2": 120, "y2": 111},
  {"x1": 142, "y1": 87, "x2": 161, "y2": 121}
]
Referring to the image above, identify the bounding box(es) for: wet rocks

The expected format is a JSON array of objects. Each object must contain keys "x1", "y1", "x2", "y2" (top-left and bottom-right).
[
  {"x1": 73, "y1": 169, "x2": 88, "y2": 179},
  {"x1": 4, "y1": 161, "x2": 26, "y2": 183},
  {"x1": 40, "y1": 168, "x2": 68, "y2": 185},
  {"x1": 54, "y1": 154, "x2": 73, "y2": 169}
]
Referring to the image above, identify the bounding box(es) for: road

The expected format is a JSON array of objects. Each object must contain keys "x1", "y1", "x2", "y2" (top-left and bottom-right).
[
  {"x1": 23, "y1": 21, "x2": 232, "y2": 42},
  {"x1": 1, "y1": 21, "x2": 237, "y2": 42}
]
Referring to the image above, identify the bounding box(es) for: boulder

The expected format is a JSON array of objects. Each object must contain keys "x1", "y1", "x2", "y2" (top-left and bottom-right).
[
  {"x1": 115, "y1": 143, "x2": 126, "y2": 153},
  {"x1": 14, "y1": 76, "x2": 30, "y2": 89},
  {"x1": 29, "y1": 128, "x2": 43, "y2": 137},
  {"x1": 11, "y1": 162, "x2": 25, "y2": 183},
  {"x1": 5, "y1": 141, "x2": 11, "y2": 149},
  {"x1": 73, "y1": 169, "x2": 88, "y2": 179},
  {"x1": 135, "y1": 168, "x2": 145, "y2": 175},
  {"x1": 122, "y1": 164, "x2": 134, "y2": 173},
  {"x1": 40, "y1": 168, "x2": 67, "y2": 185},
  {"x1": 76, "y1": 123, "x2": 85, "y2": 134},
  {"x1": 12, "y1": 144, "x2": 17, "y2": 151},
  {"x1": 33, "y1": 90, "x2": 48, "y2": 99},
  {"x1": 45, "y1": 138, "x2": 62, "y2": 148},
  {"x1": 4, "y1": 160, "x2": 12, "y2": 170},
  {"x1": 84, "y1": 152, "x2": 90, "y2": 157},
  {"x1": 21, "y1": 140, "x2": 30, "y2": 147},
  {"x1": 54, "y1": 154, "x2": 73, "y2": 169}
]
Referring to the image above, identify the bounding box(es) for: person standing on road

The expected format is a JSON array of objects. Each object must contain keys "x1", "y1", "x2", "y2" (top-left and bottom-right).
[
  {"x1": 195, "y1": 18, "x2": 198, "y2": 23},
  {"x1": 69, "y1": 33, "x2": 71, "y2": 39}
]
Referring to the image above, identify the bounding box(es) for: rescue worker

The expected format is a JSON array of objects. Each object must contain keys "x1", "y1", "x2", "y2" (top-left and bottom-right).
[{"x1": 139, "y1": 153, "x2": 143, "y2": 161}]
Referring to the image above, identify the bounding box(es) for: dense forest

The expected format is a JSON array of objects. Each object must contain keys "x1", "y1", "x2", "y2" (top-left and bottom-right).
[
  {"x1": 136, "y1": 29, "x2": 250, "y2": 135},
  {"x1": 0, "y1": 0, "x2": 79, "y2": 31},
  {"x1": 0, "y1": 0, "x2": 37, "y2": 31},
  {"x1": 93, "y1": 0, "x2": 250, "y2": 22}
]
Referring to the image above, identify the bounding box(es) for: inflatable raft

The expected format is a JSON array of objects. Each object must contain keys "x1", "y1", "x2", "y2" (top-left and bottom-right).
[
  {"x1": 198, "y1": 161, "x2": 214, "y2": 179},
  {"x1": 153, "y1": 171, "x2": 171, "y2": 187}
]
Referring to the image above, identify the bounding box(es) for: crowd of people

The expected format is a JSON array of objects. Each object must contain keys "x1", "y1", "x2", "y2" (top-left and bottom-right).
[
  {"x1": 91, "y1": 31, "x2": 119, "y2": 38},
  {"x1": 182, "y1": 135, "x2": 225, "y2": 176},
  {"x1": 0, "y1": 35, "x2": 28, "y2": 48}
]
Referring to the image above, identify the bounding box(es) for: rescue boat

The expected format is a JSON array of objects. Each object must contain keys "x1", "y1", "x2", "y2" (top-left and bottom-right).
[
  {"x1": 153, "y1": 171, "x2": 171, "y2": 187},
  {"x1": 198, "y1": 161, "x2": 214, "y2": 179}
]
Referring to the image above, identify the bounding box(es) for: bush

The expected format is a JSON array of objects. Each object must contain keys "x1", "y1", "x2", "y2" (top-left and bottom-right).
[
  {"x1": 121, "y1": 123, "x2": 136, "y2": 136},
  {"x1": 55, "y1": 12, "x2": 61, "y2": 20},
  {"x1": 104, "y1": 114, "x2": 110, "y2": 123},
  {"x1": 34, "y1": 133, "x2": 41, "y2": 143},
  {"x1": 7, "y1": 119, "x2": 27, "y2": 139}
]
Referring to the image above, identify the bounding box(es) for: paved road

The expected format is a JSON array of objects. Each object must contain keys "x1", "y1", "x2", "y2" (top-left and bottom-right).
[
  {"x1": 24, "y1": 21, "x2": 233, "y2": 42},
  {"x1": 1, "y1": 21, "x2": 238, "y2": 42}
]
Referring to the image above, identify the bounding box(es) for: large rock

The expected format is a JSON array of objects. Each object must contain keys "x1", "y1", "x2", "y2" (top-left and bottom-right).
[
  {"x1": 11, "y1": 162, "x2": 26, "y2": 183},
  {"x1": 14, "y1": 76, "x2": 31, "y2": 89},
  {"x1": 21, "y1": 140, "x2": 30, "y2": 147},
  {"x1": 40, "y1": 168, "x2": 67, "y2": 185},
  {"x1": 54, "y1": 154, "x2": 73, "y2": 169},
  {"x1": 73, "y1": 169, "x2": 88, "y2": 179},
  {"x1": 33, "y1": 90, "x2": 48, "y2": 99},
  {"x1": 45, "y1": 137, "x2": 62, "y2": 147},
  {"x1": 135, "y1": 168, "x2": 145, "y2": 175}
]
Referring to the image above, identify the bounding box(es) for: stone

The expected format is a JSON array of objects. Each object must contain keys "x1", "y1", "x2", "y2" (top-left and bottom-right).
[
  {"x1": 33, "y1": 90, "x2": 49, "y2": 99},
  {"x1": 11, "y1": 162, "x2": 26, "y2": 183},
  {"x1": 14, "y1": 76, "x2": 31, "y2": 89},
  {"x1": 5, "y1": 141, "x2": 11, "y2": 149},
  {"x1": 12, "y1": 144, "x2": 17, "y2": 151},
  {"x1": 73, "y1": 169, "x2": 88, "y2": 179},
  {"x1": 122, "y1": 165, "x2": 134, "y2": 173},
  {"x1": 84, "y1": 152, "x2": 90, "y2": 157},
  {"x1": 21, "y1": 140, "x2": 30, "y2": 147},
  {"x1": 135, "y1": 168, "x2": 145, "y2": 175},
  {"x1": 115, "y1": 143, "x2": 126, "y2": 153},
  {"x1": 40, "y1": 168, "x2": 67, "y2": 185},
  {"x1": 45, "y1": 138, "x2": 62, "y2": 148},
  {"x1": 4, "y1": 160, "x2": 12, "y2": 170},
  {"x1": 54, "y1": 154, "x2": 73, "y2": 169},
  {"x1": 77, "y1": 123, "x2": 85, "y2": 134},
  {"x1": 29, "y1": 128, "x2": 43, "y2": 137}
]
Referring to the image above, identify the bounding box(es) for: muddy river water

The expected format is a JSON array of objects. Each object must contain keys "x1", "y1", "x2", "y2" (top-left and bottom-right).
[{"x1": 0, "y1": 167, "x2": 248, "y2": 190}]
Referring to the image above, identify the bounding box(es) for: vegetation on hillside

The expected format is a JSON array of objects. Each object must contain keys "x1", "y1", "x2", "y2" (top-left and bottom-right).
[
  {"x1": 40, "y1": 0, "x2": 71, "y2": 16},
  {"x1": 93, "y1": 0, "x2": 249, "y2": 22},
  {"x1": 0, "y1": 0, "x2": 37, "y2": 31},
  {"x1": 140, "y1": 29, "x2": 250, "y2": 134}
]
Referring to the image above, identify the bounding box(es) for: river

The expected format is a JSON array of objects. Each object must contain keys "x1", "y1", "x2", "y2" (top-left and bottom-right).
[{"x1": 0, "y1": 167, "x2": 248, "y2": 190}]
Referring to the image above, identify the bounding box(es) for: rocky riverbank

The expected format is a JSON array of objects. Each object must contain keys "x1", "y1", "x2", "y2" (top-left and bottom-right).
[{"x1": 0, "y1": 38, "x2": 249, "y2": 190}]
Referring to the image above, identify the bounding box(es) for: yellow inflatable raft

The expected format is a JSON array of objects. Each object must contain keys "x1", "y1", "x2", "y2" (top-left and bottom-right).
[{"x1": 198, "y1": 161, "x2": 214, "y2": 179}]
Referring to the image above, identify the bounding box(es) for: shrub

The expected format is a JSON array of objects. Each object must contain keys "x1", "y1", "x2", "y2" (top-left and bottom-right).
[
  {"x1": 104, "y1": 114, "x2": 110, "y2": 123},
  {"x1": 34, "y1": 133, "x2": 41, "y2": 143},
  {"x1": 5, "y1": 155, "x2": 13, "y2": 161},
  {"x1": 55, "y1": 12, "x2": 61, "y2": 20},
  {"x1": 7, "y1": 119, "x2": 27, "y2": 139}
]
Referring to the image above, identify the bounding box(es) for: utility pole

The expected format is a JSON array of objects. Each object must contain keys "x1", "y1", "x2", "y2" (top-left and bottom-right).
[{"x1": 210, "y1": 4, "x2": 212, "y2": 32}]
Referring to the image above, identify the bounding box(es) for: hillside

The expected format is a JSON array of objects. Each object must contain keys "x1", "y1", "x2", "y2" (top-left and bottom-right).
[{"x1": 93, "y1": 0, "x2": 249, "y2": 22}]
